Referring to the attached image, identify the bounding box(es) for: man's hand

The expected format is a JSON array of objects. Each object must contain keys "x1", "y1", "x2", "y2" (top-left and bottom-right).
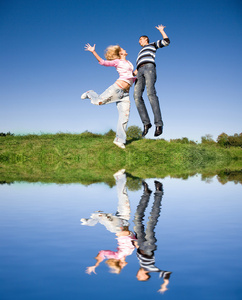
[
  {"x1": 158, "y1": 279, "x2": 169, "y2": 294},
  {"x1": 84, "y1": 43, "x2": 96, "y2": 53},
  {"x1": 158, "y1": 286, "x2": 168, "y2": 294},
  {"x1": 155, "y1": 24, "x2": 168, "y2": 39},
  {"x1": 155, "y1": 24, "x2": 166, "y2": 32}
]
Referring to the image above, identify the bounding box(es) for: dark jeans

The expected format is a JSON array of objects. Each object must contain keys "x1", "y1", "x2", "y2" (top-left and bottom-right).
[
  {"x1": 134, "y1": 189, "x2": 163, "y2": 256},
  {"x1": 134, "y1": 63, "x2": 163, "y2": 126}
]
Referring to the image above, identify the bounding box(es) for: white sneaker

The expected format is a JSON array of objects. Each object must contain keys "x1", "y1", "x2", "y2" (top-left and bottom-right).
[
  {"x1": 113, "y1": 169, "x2": 126, "y2": 177},
  {"x1": 113, "y1": 141, "x2": 125, "y2": 149},
  {"x1": 81, "y1": 92, "x2": 89, "y2": 99}
]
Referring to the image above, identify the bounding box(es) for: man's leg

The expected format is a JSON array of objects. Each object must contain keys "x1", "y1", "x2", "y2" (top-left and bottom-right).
[
  {"x1": 134, "y1": 70, "x2": 151, "y2": 126},
  {"x1": 134, "y1": 181, "x2": 152, "y2": 249},
  {"x1": 144, "y1": 64, "x2": 163, "y2": 127},
  {"x1": 145, "y1": 181, "x2": 164, "y2": 255}
]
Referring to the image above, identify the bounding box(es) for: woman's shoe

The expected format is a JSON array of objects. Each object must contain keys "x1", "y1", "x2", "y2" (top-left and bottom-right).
[
  {"x1": 113, "y1": 141, "x2": 125, "y2": 149},
  {"x1": 81, "y1": 91, "x2": 89, "y2": 99}
]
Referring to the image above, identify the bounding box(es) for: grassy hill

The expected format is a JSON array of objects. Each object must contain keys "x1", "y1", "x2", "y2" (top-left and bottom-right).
[{"x1": 0, "y1": 132, "x2": 241, "y2": 184}]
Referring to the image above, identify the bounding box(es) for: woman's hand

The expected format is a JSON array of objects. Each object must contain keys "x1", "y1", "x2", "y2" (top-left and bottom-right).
[
  {"x1": 84, "y1": 43, "x2": 96, "y2": 53},
  {"x1": 84, "y1": 43, "x2": 102, "y2": 62},
  {"x1": 86, "y1": 266, "x2": 97, "y2": 275}
]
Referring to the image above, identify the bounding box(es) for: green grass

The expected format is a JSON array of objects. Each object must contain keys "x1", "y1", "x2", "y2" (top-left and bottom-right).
[{"x1": 0, "y1": 132, "x2": 242, "y2": 184}]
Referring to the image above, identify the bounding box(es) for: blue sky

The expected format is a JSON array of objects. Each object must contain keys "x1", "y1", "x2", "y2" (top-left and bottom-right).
[{"x1": 1, "y1": 0, "x2": 241, "y2": 141}]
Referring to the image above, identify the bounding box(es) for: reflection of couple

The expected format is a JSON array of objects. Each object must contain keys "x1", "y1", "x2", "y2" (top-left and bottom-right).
[
  {"x1": 81, "y1": 169, "x2": 172, "y2": 293},
  {"x1": 81, "y1": 24, "x2": 170, "y2": 149}
]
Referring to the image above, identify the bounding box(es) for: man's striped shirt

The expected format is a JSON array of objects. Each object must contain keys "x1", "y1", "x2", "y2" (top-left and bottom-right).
[
  {"x1": 136, "y1": 38, "x2": 170, "y2": 69},
  {"x1": 137, "y1": 250, "x2": 160, "y2": 273},
  {"x1": 137, "y1": 250, "x2": 172, "y2": 279}
]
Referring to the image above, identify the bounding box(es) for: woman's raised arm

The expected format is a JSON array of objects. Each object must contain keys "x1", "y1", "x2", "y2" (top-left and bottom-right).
[{"x1": 84, "y1": 43, "x2": 102, "y2": 62}]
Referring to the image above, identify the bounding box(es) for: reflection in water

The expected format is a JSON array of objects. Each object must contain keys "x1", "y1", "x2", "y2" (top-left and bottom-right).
[
  {"x1": 0, "y1": 181, "x2": 13, "y2": 185},
  {"x1": 1, "y1": 171, "x2": 241, "y2": 299},
  {"x1": 134, "y1": 181, "x2": 172, "y2": 293},
  {"x1": 216, "y1": 170, "x2": 242, "y2": 185},
  {"x1": 81, "y1": 169, "x2": 137, "y2": 274},
  {"x1": 81, "y1": 169, "x2": 172, "y2": 294}
]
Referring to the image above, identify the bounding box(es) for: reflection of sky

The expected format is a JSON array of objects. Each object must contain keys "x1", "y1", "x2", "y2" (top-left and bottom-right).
[
  {"x1": 0, "y1": 176, "x2": 242, "y2": 299},
  {"x1": 1, "y1": 0, "x2": 242, "y2": 141}
]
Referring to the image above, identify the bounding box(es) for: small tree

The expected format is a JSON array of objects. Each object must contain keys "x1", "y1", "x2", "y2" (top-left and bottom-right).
[
  {"x1": 126, "y1": 126, "x2": 142, "y2": 140},
  {"x1": 228, "y1": 133, "x2": 242, "y2": 147},
  {"x1": 201, "y1": 134, "x2": 215, "y2": 145},
  {"x1": 217, "y1": 133, "x2": 229, "y2": 147},
  {"x1": 181, "y1": 137, "x2": 189, "y2": 144},
  {"x1": 104, "y1": 129, "x2": 116, "y2": 137},
  {"x1": 0, "y1": 132, "x2": 14, "y2": 137}
]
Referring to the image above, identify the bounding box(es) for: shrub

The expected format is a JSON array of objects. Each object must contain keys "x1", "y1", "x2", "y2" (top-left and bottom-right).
[
  {"x1": 217, "y1": 132, "x2": 242, "y2": 147},
  {"x1": 217, "y1": 133, "x2": 229, "y2": 147},
  {"x1": 126, "y1": 175, "x2": 142, "y2": 191},
  {"x1": 80, "y1": 131, "x2": 101, "y2": 138},
  {"x1": 126, "y1": 126, "x2": 142, "y2": 140},
  {"x1": 170, "y1": 137, "x2": 190, "y2": 144},
  {"x1": 0, "y1": 132, "x2": 14, "y2": 137},
  {"x1": 227, "y1": 133, "x2": 242, "y2": 147},
  {"x1": 201, "y1": 134, "x2": 216, "y2": 145},
  {"x1": 181, "y1": 137, "x2": 189, "y2": 144},
  {"x1": 104, "y1": 129, "x2": 116, "y2": 137}
]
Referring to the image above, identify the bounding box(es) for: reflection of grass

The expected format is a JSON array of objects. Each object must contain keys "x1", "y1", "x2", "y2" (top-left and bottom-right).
[{"x1": 0, "y1": 133, "x2": 242, "y2": 185}]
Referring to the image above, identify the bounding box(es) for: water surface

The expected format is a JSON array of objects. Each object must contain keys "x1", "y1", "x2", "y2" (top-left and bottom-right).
[{"x1": 0, "y1": 172, "x2": 242, "y2": 300}]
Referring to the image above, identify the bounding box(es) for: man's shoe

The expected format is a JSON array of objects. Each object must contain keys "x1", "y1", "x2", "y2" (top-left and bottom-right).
[
  {"x1": 154, "y1": 126, "x2": 163, "y2": 136},
  {"x1": 154, "y1": 180, "x2": 163, "y2": 193},
  {"x1": 142, "y1": 181, "x2": 152, "y2": 195},
  {"x1": 142, "y1": 123, "x2": 152, "y2": 137}
]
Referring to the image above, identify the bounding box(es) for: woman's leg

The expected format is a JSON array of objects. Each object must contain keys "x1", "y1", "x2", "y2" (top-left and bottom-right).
[
  {"x1": 114, "y1": 98, "x2": 130, "y2": 144},
  {"x1": 85, "y1": 90, "x2": 100, "y2": 105},
  {"x1": 83, "y1": 83, "x2": 130, "y2": 145},
  {"x1": 83, "y1": 83, "x2": 124, "y2": 106},
  {"x1": 115, "y1": 171, "x2": 130, "y2": 223}
]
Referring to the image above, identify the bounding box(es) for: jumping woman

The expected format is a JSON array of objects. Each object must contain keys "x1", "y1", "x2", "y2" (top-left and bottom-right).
[{"x1": 81, "y1": 43, "x2": 136, "y2": 149}]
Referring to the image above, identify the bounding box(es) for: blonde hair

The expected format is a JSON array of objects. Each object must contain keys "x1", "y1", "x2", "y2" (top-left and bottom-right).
[
  {"x1": 104, "y1": 45, "x2": 121, "y2": 60},
  {"x1": 105, "y1": 259, "x2": 122, "y2": 274}
]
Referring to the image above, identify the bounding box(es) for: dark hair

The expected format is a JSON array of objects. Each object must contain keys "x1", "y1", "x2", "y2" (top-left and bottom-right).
[{"x1": 140, "y1": 35, "x2": 149, "y2": 43}]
